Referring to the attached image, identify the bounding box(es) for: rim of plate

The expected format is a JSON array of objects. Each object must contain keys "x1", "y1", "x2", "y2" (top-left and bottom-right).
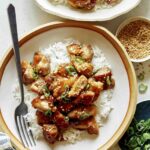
[
  {"x1": 116, "y1": 16, "x2": 150, "y2": 63},
  {"x1": 0, "y1": 21, "x2": 137, "y2": 150},
  {"x1": 34, "y1": 0, "x2": 141, "y2": 21}
]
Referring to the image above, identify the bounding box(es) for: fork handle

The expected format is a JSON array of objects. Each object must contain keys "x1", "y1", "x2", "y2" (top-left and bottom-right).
[{"x1": 7, "y1": 4, "x2": 24, "y2": 103}]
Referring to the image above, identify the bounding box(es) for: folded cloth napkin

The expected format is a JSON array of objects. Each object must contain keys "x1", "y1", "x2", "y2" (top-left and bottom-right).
[{"x1": 0, "y1": 132, "x2": 15, "y2": 150}]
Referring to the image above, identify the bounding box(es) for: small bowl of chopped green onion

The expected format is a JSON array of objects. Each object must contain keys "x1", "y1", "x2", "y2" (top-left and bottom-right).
[{"x1": 119, "y1": 100, "x2": 150, "y2": 149}]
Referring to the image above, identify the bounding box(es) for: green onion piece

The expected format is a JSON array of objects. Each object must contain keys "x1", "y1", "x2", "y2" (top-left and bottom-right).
[
  {"x1": 85, "y1": 83, "x2": 91, "y2": 90},
  {"x1": 136, "y1": 121, "x2": 145, "y2": 132},
  {"x1": 79, "y1": 112, "x2": 90, "y2": 120},
  {"x1": 93, "y1": 68, "x2": 100, "y2": 75},
  {"x1": 65, "y1": 65, "x2": 77, "y2": 76},
  {"x1": 61, "y1": 86, "x2": 70, "y2": 103},
  {"x1": 139, "y1": 83, "x2": 148, "y2": 94},
  {"x1": 127, "y1": 136, "x2": 139, "y2": 148},
  {"x1": 32, "y1": 68, "x2": 39, "y2": 79},
  {"x1": 133, "y1": 147, "x2": 141, "y2": 150},
  {"x1": 43, "y1": 85, "x2": 51, "y2": 98},
  {"x1": 144, "y1": 144, "x2": 150, "y2": 150},
  {"x1": 127, "y1": 127, "x2": 135, "y2": 136},
  {"x1": 61, "y1": 93, "x2": 70, "y2": 102},
  {"x1": 75, "y1": 56, "x2": 84, "y2": 63},
  {"x1": 106, "y1": 76, "x2": 111, "y2": 86},
  {"x1": 140, "y1": 136, "x2": 146, "y2": 146},
  {"x1": 45, "y1": 109, "x2": 52, "y2": 116},
  {"x1": 143, "y1": 133, "x2": 150, "y2": 140}
]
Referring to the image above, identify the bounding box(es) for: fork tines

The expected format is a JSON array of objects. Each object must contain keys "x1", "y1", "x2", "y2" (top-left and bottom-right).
[{"x1": 16, "y1": 115, "x2": 36, "y2": 148}]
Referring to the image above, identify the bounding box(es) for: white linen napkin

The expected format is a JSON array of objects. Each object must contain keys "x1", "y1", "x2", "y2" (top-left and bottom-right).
[{"x1": 0, "y1": 132, "x2": 14, "y2": 150}]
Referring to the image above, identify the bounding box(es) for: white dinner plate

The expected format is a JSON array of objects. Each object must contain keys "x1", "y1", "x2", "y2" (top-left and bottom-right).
[
  {"x1": 0, "y1": 22, "x2": 137, "y2": 150},
  {"x1": 35, "y1": 0, "x2": 141, "y2": 21}
]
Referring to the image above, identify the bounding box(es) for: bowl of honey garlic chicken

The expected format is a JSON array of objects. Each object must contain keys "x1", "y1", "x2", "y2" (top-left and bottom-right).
[
  {"x1": 0, "y1": 22, "x2": 137, "y2": 150},
  {"x1": 35, "y1": 0, "x2": 141, "y2": 21}
]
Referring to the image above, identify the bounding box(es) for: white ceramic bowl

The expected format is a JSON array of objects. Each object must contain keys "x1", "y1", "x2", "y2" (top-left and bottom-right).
[
  {"x1": 116, "y1": 16, "x2": 150, "y2": 63},
  {"x1": 0, "y1": 22, "x2": 137, "y2": 150},
  {"x1": 34, "y1": 0, "x2": 141, "y2": 21}
]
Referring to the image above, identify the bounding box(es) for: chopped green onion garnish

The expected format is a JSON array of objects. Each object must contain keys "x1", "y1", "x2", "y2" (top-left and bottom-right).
[
  {"x1": 93, "y1": 68, "x2": 100, "y2": 75},
  {"x1": 143, "y1": 133, "x2": 150, "y2": 140},
  {"x1": 79, "y1": 112, "x2": 90, "y2": 120},
  {"x1": 65, "y1": 65, "x2": 77, "y2": 76},
  {"x1": 43, "y1": 85, "x2": 51, "y2": 97},
  {"x1": 139, "y1": 83, "x2": 148, "y2": 94},
  {"x1": 133, "y1": 147, "x2": 141, "y2": 150},
  {"x1": 120, "y1": 118, "x2": 150, "y2": 149},
  {"x1": 32, "y1": 68, "x2": 39, "y2": 79},
  {"x1": 61, "y1": 93, "x2": 70, "y2": 102},
  {"x1": 45, "y1": 109, "x2": 52, "y2": 116},
  {"x1": 61, "y1": 86, "x2": 70, "y2": 103},
  {"x1": 127, "y1": 127, "x2": 135, "y2": 136},
  {"x1": 75, "y1": 56, "x2": 84, "y2": 63},
  {"x1": 144, "y1": 144, "x2": 150, "y2": 150},
  {"x1": 106, "y1": 76, "x2": 111, "y2": 86},
  {"x1": 85, "y1": 83, "x2": 91, "y2": 90}
]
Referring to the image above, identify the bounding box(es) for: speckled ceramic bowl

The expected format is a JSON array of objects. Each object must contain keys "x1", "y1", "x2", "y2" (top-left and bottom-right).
[{"x1": 116, "y1": 16, "x2": 150, "y2": 63}]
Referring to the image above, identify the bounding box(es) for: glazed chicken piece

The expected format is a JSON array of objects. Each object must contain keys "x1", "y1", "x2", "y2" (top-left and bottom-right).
[
  {"x1": 43, "y1": 124, "x2": 58, "y2": 144},
  {"x1": 72, "y1": 117, "x2": 99, "y2": 134},
  {"x1": 56, "y1": 63, "x2": 77, "y2": 77},
  {"x1": 67, "y1": 44, "x2": 93, "y2": 62},
  {"x1": 73, "y1": 91, "x2": 95, "y2": 105},
  {"x1": 57, "y1": 102, "x2": 74, "y2": 113},
  {"x1": 67, "y1": 44, "x2": 82, "y2": 55},
  {"x1": 49, "y1": 76, "x2": 66, "y2": 98},
  {"x1": 21, "y1": 61, "x2": 36, "y2": 85},
  {"x1": 51, "y1": 76, "x2": 77, "y2": 98},
  {"x1": 36, "y1": 111, "x2": 51, "y2": 125},
  {"x1": 94, "y1": 66, "x2": 112, "y2": 81},
  {"x1": 80, "y1": 45, "x2": 93, "y2": 62},
  {"x1": 55, "y1": 63, "x2": 70, "y2": 77},
  {"x1": 33, "y1": 52, "x2": 50, "y2": 76},
  {"x1": 52, "y1": 111, "x2": 69, "y2": 129},
  {"x1": 30, "y1": 78, "x2": 47, "y2": 94},
  {"x1": 67, "y1": 43, "x2": 94, "y2": 76},
  {"x1": 93, "y1": 67, "x2": 115, "y2": 89},
  {"x1": 68, "y1": 105, "x2": 97, "y2": 120},
  {"x1": 32, "y1": 97, "x2": 56, "y2": 113},
  {"x1": 88, "y1": 78, "x2": 103, "y2": 96},
  {"x1": 73, "y1": 61, "x2": 93, "y2": 77},
  {"x1": 44, "y1": 74, "x2": 53, "y2": 85},
  {"x1": 64, "y1": 76, "x2": 77, "y2": 87},
  {"x1": 68, "y1": 0, "x2": 96, "y2": 10},
  {"x1": 68, "y1": 75, "x2": 88, "y2": 97}
]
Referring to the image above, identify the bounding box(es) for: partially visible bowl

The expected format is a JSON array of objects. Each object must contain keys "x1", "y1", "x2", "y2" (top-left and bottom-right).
[
  {"x1": 116, "y1": 16, "x2": 150, "y2": 63},
  {"x1": 35, "y1": 0, "x2": 141, "y2": 21}
]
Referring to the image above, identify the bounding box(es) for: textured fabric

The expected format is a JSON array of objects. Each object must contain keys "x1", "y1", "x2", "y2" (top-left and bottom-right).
[{"x1": 0, "y1": 132, "x2": 14, "y2": 150}]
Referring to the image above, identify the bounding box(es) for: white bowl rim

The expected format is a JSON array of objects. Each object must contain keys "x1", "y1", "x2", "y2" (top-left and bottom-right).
[
  {"x1": 34, "y1": 0, "x2": 141, "y2": 21},
  {"x1": 116, "y1": 16, "x2": 150, "y2": 63}
]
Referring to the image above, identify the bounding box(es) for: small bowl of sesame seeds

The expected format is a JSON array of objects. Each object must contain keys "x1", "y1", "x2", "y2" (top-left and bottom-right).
[{"x1": 116, "y1": 16, "x2": 150, "y2": 63}]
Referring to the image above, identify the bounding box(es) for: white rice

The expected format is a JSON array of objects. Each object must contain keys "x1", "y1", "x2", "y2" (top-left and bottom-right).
[
  {"x1": 49, "y1": 0, "x2": 121, "y2": 10},
  {"x1": 12, "y1": 38, "x2": 114, "y2": 143}
]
